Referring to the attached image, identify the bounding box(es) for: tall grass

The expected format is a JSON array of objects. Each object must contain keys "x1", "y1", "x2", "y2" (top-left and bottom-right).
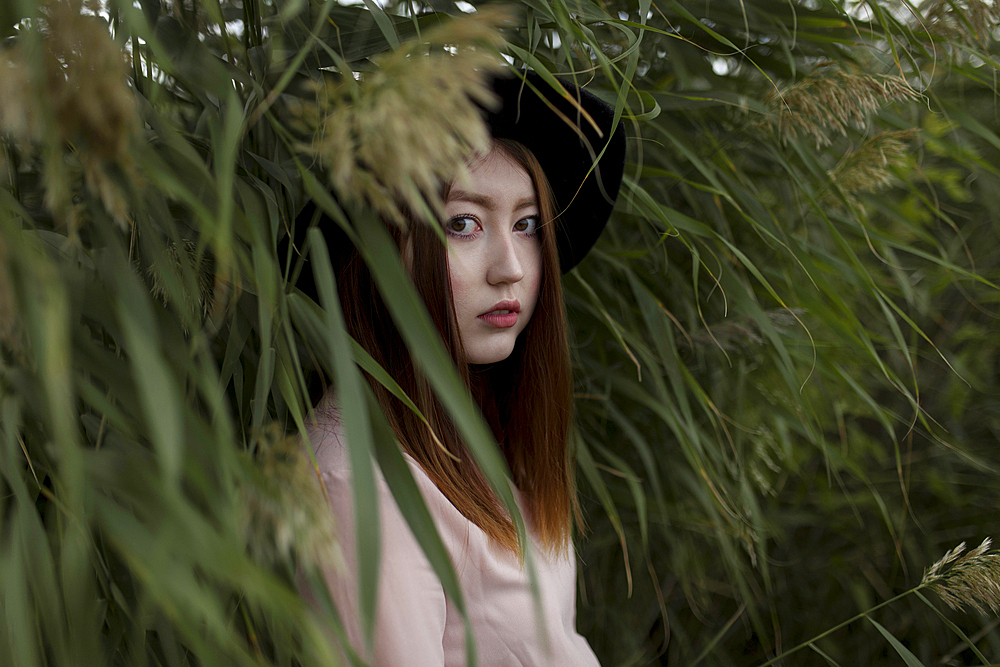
[{"x1": 1, "y1": 0, "x2": 999, "y2": 665}]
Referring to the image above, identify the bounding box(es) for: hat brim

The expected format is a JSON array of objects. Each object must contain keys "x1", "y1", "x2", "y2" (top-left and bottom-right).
[{"x1": 484, "y1": 71, "x2": 626, "y2": 273}]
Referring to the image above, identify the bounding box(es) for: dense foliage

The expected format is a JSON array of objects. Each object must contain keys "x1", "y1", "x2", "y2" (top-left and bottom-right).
[{"x1": 1, "y1": 0, "x2": 999, "y2": 665}]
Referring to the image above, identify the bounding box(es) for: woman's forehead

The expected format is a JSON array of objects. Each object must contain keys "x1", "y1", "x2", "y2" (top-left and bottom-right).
[
  {"x1": 467, "y1": 141, "x2": 517, "y2": 170},
  {"x1": 449, "y1": 150, "x2": 535, "y2": 206}
]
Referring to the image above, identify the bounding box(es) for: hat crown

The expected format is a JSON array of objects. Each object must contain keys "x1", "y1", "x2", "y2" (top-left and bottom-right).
[{"x1": 485, "y1": 72, "x2": 626, "y2": 273}]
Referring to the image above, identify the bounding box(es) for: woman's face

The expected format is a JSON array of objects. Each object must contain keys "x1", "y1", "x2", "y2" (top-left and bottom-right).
[{"x1": 443, "y1": 149, "x2": 543, "y2": 365}]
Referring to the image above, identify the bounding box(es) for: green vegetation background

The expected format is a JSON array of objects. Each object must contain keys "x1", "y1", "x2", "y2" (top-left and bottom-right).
[{"x1": 1, "y1": 0, "x2": 999, "y2": 665}]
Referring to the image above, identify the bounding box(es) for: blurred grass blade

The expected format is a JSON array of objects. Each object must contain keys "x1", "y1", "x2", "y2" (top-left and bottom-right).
[
  {"x1": 363, "y1": 385, "x2": 478, "y2": 667},
  {"x1": 306, "y1": 228, "x2": 381, "y2": 649}
]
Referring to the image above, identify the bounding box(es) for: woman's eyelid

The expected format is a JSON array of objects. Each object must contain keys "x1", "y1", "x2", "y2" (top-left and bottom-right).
[
  {"x1": 445, "y1": 213, "x2": 482, "y2": 236},
  {"x1": 515, "y1": 213, "x2": 540, "y2": 232}
]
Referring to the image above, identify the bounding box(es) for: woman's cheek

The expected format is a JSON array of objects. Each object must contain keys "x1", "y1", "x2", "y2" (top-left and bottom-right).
[{"x1": 446, "y1": 247, "x2": 477, "y2": 320}]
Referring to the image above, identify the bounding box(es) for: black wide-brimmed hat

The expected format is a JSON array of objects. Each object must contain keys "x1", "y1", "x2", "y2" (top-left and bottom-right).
[
  {"x1": 288, "y1": 70, "x2": 626, "y2": 290},
  {"x1": 485, "y1": 71, "x2": 626, "y2": 272}
]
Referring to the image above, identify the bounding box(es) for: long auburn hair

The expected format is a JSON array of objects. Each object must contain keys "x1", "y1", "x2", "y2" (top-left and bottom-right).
[{"x1": 335, "y1": 139, "x2": 577, "y2": 556}]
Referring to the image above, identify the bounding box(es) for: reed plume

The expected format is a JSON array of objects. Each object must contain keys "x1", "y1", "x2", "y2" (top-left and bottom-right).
[
  {"x1": 147, "y1": 239, "x2": 218, "y2": 332},
  {"x1": 239, "y1": 426, "x2": 339, "y2": 571},
  {"x1": 922, "y1": 0, "x2": 1000, "y2": 47},
  {"x1": 922, "y1": 538, "x2": 1000, "y2": 615},
  {"x1": 766, "y1": 71, "x2": 920, "y2": 148},
  {"x1": 305, "y1": 7, "x2": 512, "y2": 225},
  {"x1": 0, "y1": 0, "x2": 137, "y2": 225},
  {"x1": 825, "y1": 130, "x2": 916, "y2": 207}
]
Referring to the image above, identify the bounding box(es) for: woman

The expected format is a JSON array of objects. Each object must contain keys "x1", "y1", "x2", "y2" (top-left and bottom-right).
[{"x1": 302, "y1": 71, "x2": 626, "y2": 665}]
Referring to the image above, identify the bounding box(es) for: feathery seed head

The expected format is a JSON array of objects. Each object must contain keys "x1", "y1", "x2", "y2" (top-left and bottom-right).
[
  {"x1": 304, "y1": 7, "x2": 512, "y2": 225},
  {"x1": 922, "y1": 538, "x2": 1000, "y2": 615},
  {"x1": 923, "y1": 0, "x2": 1000, "y2": 47},
  {"x1": 0, "y1": 51, "x2": 38, "y2": 148},
  {"x1": 824, "y1": 130, "x2": 916, "y2": 208},
  {"x1": 147, "y1": 240, "x2": 217, "y2": 333},
  {"x1": 0, "y1": 0, "x2": 137, "y2": 226},
  {"x1": 766, "y1": 72, "x2": 920, "y2": 148},
  {"x1": 239, "y1": 426, "x2": 339, "y2": 571}
]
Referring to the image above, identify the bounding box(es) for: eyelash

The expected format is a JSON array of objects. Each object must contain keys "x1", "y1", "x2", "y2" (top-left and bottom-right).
[
  {"x1": 444, "y1": 215, "x2": 480, "y2": 238},
  {"x1": 444, "y1": 215, "x2": 539, "y2": 239},
  {"x1": 514, "y1": 216, "x2": 539, "y2": 237}
]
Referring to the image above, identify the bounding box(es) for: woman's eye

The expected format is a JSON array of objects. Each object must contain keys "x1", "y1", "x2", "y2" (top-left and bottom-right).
[
  {"x1": 513, "y1": 216, "x2": 538, "y2": 234},
  {"x1": 445, "y1": 216, "x2": 479, "y2": 237}
]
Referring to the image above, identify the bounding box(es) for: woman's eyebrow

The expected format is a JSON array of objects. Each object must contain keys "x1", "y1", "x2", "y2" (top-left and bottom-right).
[
  {"x1": 447, "y1": 191, "x2": 538, "y2": 212},
  {"x1": 513, "y1": 197, "x2": 538, "y2": 212},
  {"x1": 448, "y1": 190, "x2": 493, "y2": 208}
]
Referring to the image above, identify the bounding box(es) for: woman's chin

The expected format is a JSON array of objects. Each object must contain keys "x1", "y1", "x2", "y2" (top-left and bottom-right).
[{"x1": 465, "y1": 341, "x2": 516, "y2": 365}]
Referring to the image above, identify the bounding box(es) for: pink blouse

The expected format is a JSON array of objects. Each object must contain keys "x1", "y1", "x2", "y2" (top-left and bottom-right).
[{"x1": 307, "y1": 408, "x2": 601, "y2": 666}]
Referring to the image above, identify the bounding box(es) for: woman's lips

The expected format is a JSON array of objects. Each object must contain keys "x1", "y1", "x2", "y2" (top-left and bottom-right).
[
  {"x1": 478, "y1": 311, "x2": 518, "y2": 328},
  {"x1": 478, "y1": 300, "x2": 520, "y2": 328}
]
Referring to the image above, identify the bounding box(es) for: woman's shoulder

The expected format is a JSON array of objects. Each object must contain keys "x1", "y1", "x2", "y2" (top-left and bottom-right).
[
  {"x1": 307, "y1": 393, "x2": 486, "y2": 562},
  {"x1": 305, "y1": 392, "x2": 349, "y2": 474},
  {"x1": 305, "y1": 392, "x2": 465, "y2": 521}
]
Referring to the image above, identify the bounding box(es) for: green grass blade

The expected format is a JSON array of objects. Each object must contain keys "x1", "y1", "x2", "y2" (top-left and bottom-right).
[{"x1": 868, "y1": 617, "x2": 926, "y2": 667}]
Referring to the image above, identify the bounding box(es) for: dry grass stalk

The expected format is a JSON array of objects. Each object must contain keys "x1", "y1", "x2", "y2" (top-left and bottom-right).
[
  {"x1": 824, "y1": 130, "x2": 916, "y2": 207},
  {"x1": 922, "y1": 0, "x2": 1000, "y2": 47},
  {"x1": 922, "y1": 538, "x2": 1000, "y2": 615},
  {"x1": 0, "y1": 0, "x2": 137, "y2": 225},
  {"x1": 304, "y1": 7, "x2": 513, "y2": 225},
  {"x1": 766, "y1": 72, "x2": 920, "y2": 148},
  {"x1": 0, "y1": 234, "x2": 17, "y2": 348}
]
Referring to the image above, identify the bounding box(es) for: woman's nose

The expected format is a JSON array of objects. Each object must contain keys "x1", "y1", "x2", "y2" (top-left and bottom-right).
[{"x1": 486, "y1": 234, "x2": 524, "y2": 286}]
